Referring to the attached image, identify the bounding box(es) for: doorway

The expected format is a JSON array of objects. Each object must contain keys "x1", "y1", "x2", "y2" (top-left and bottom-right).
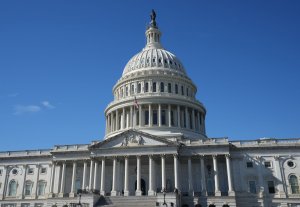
[{"x1": 135, "y1": 178, "x2": 146, "y2": 195}]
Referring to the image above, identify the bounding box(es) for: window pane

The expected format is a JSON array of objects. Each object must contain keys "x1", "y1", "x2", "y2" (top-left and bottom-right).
[
  {"x1": 160, "y1": 82, "x2": 164, "y2": 92},
  {"x1": 268, "y1": 181, "x2": 275, "y2": 194},
  {"x1": 153, "y1": 82, "x2": 156, "y2": 92},
  {"x1": 249, "y1": 181, "x2": 256, "y2": 193}
]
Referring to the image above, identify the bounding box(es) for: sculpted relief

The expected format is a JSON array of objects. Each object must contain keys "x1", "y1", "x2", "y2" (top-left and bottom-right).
[{"x1": 121, "y1": 134, "x2": 144, "y2": 147}]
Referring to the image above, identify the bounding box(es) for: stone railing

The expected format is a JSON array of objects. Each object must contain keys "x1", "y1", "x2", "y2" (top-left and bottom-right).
[{"x1": 0, "y1": 149, "x2": 51, "y2": 158}]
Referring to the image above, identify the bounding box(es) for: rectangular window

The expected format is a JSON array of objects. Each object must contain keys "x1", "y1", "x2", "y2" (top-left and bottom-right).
[
  {"x1": 246, "y1": 162, "x2": 253, "y2": 168},
  {"x1": 40, "y1": 168, "x2": 47, "y2": 174},
  {"x1": 175, "y1": 84, "x2": 178, "y2": 94},
  {"x1": 160, "y1": 82, "x2": 164, "y2": 92},
  {"x1": 168, "y1": 83, "x2": 172, "y2": 93},
  {"x1": 153, "y1": 110, "x2": 158, "y2": 125},
  {"x1": 264, "y1": 161, "x2": 272, "y2": 168},
  {"x1": 145, "y1": 82, "x2": 149, "y2": 92},
  {"x1": 137, "y1": 83, "x2": 141, "y2": 93},
  {"x1": 145, "y1": 110, "x2": 149, "y2": 125},
  {"x1": 153, "y1": 82, "x2": 157, "y2": 92},
  {"x1": 28, "y1": 168, "x2": 34, "y2": 174},
  {"x1": 186, "y1": 88, "x2": 189, "y2": 96},
  {"x1": 131, "y1": 84, "x2": 135, "y2": 94},
  {"x1": 268, "y1": 181, "x2": 275, "y2": 194},
  {"x1": 181, "y1": 85, "x2": 184, "y2": 95},
  {"x1": 249, "y1": 180, "x2": 256, "y2": 194}
]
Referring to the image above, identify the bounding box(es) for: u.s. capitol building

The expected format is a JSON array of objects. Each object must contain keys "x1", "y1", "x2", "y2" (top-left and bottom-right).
[{"x1": 0, "y1": 11, "x2": 299, "y2": 207}]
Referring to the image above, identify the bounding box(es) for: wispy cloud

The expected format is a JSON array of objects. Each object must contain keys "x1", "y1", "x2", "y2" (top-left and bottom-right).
[
  {"x1": 13, "y1": 105, "x2": 41, "y2": 115},
  {"x1": 41, "y1": 101, "x2": 55, "y2": 109},
  {"x1": 13, "y1": 101, "x2": 55, "y2": 115},
  {"x1": 8, "y1": 93, "x2": 19, "y2": 98}
]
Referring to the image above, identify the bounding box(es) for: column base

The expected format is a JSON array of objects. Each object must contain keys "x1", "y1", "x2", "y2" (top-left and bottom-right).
[
  {"x1": 47, "y1": 193, "x2": 55, "y2": 198},
  {"x1": 111, "y1": 190, "x2": 118, "y2": 196},
  {"x1": 69, "y1": 193, "x2": 76, "y2": 197},
  {"x1": 124, "y1": 191, "x2": 130, "y2": 196},
  {"x1": 228, "y1": 191, "x2": 235, "y2": 196},
  {"x1": 100, "y1": 190, "x2": 106, "y2": 196},
  {"x1": 135, "y1": 190, "x2": 142, "y2": 196},
  {"x1": 148, "y1": 190, "x2": 155, "y2": 196},
  {"x1": 215, "y1": 191, "x2": 221, "y2": 196},
  {"x1": 201, "y1": 190, "x2": 207, "y2": 196},
  {"x1": 58, "y1": 193, "x2": 65, "y2": 198},
  {"x1": 189, "y1": 191, "x2": 194, "y2": 196},
  {"x1": 276, "y1": 191, "x2": 286, "y2": 198}
]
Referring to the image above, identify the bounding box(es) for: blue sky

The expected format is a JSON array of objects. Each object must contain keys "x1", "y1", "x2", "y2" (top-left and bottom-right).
[{"x1": 1, "y1": 1, "x2": 300, "y2": 151}]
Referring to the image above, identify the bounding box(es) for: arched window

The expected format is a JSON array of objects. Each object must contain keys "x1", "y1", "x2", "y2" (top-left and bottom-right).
[
  {"x1": 168, "y1": 83, "x2": 172, "y2": 93},
  {"x1": 145, "y1": 82, "x2": 149, "y2": 92},
  {"x1": 8, "y1": 180, "x2": 17, "y2": 196},
  {"x1": 37, "y1": 180, "x2": 47, "y2": 196},
  {"x1": 289, "y1": 175, "x2": 300, "y2": 194},
  {"x1": 24, "y1": 180, "x2": 33, "y2": 196},
  {"x1": 153, "y1": 82, "x2": 157, "y2": 92}
]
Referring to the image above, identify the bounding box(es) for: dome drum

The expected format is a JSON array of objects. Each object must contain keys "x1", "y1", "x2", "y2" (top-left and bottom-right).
[{"x1": 105, "y1": 13, "x2": 207, "y2": 140}]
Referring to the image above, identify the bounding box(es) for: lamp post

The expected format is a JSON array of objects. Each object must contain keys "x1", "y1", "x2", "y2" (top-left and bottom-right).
[
  {"x1": 77, "y1": 193, "x2": 82, "y2": 207},
  {"x1": 162, "y1": 188, "x2": 167, "y2": 206}
]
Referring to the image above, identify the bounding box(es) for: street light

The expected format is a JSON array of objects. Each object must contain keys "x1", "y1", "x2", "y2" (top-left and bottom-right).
[
  {"x1": 76, "y1": 193, "x2": 82, "y2": 207},
  {"x1": 162, "y1": 188, "x2": 167, "y2": 206}
]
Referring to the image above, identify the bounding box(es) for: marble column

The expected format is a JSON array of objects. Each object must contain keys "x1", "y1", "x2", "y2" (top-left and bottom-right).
[
  {"x1": 177, "y1": 105, "x2": 181, "y2": 128},
  {"x1": 192, "y1": 109, "x2": 195, "y2": 130},
  {"x1": 110, "y1": 113, "x2": 113, "y2": 132},
  {"x1": 34, "y1": 165, "x2": 40, "y2": 198},
  {"x1": 161, "y1": 155, "x2": 166, "y2": 191},
  {"x1": 130, "y1": 106, "x2": 133, "y2": 128},
  {"x1": 158, "y1": 104, "x2": 162, "y2": 127},
  {"x1": 212, "y1": 155, "x2": 221, "y2": 196},
  {"x1": 70, "y1": 162, "x2": 77, "y2": 197},
  {"x1": 138, "y1": 105, "x2": 142, "y2": 127},
  {"x1": 174, "y1": 155, "x2": 179, "y2": 190},
  {"x1": 124, "y1": 156, "x2": 129, "y2": 196},
  {"x1": 197, "y1": 112, "x2": 201, "y2": 132},
  {"x1": 148, "y1": 155, "x2": 155, "y2": 196},
  {"x1": 225, "y1": 154, "x2": 235, "y2": 196},
  {"x1": 168, "y1": 104, "x2": 172, "y2": 127},
  {"x1": 111, "y1": 157, "x2": 117, "y2": 196},
  {"x1": 149, "y1": 104, "x2": 152, "y2": 126},
  {"x1": 200, "y1": 155, "x2": 207, "y2": 196},
  {"x1": 59, "y1": 163, "x2": 66, "y2": 197},
  {"x1": 136, "y1": 156, "x2": 142, "y2": 196},
  {"x1": 274, "y1": 156, "x2": 285, "y2": 197},
  {"x1": 82, "y1": 161, "x2": 87, "y2": 190},
  {"x1": 185, "y1": 107, "x2": 190, "y2": 129},
  {"x1": 100, "y1": 158, "x2": 106, "y2": 196},
  {"x1": 93, "y1": 161, "x2": 98, "y2": 190},
  {"x1": 256, "y1": 156, "x2": 265, "y2": 197},
  {"x1": 122, "y1": 108, "x2": 125, "y2": 129},
  {"x1": 89, "y1": 160, "x2": 94, "y2": 190},
  {"x1": 49, "y1": 162, "x2": 55, "y2": 197},
  {"x1": 188, "y1": 157, "x2": 194, "y2": 195},
  {"x1": 20, "y1": 165, "x2": 28, "y2": 199},
  {"x1": 116, "y1": 110, "x2": 119, "y2": 130}
]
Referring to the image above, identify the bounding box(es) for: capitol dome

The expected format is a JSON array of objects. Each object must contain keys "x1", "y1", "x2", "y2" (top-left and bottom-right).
[{"x1": 105, "y1": 12, "x2": 207, "y2": 140}]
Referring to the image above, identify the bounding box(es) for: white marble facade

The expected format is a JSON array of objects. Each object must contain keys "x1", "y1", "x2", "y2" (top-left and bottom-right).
[{"x1": 0, "y1": 11, "x2": 300, "y2": 207}]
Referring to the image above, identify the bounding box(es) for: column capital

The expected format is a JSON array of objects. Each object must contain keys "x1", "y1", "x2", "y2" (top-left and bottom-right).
[
  {"x1": 136, "y1": 155, "x2": 141, "y2": 159},
  {"x1": 173, "y1": 154, "x2": 179, "y2": 158},
  {"x1": 212, "y1": 154, "x2": 218, "y2": 159},
  {"x1": 148, "y1": 154, "x2": 154, "y2": 158},
  {"x1": 225, "y1": 154, "x2": 231, "y2": 158},
  {"x1": 199, "y1": 154, "x2": 205, "y2": 158},
  {"x1": 160, "y1": 154, "x2": 166, "y2": 158}
]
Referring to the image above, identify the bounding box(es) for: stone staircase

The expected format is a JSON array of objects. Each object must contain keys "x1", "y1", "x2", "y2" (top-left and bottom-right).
[{"x1": 95, "y1": 196, "x2": 157, "y2": 207}]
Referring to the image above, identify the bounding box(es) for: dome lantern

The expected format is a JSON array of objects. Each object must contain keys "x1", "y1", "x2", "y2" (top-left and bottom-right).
[{"x1": 144, "y1": 10, "x2": 163, "y2": 50}]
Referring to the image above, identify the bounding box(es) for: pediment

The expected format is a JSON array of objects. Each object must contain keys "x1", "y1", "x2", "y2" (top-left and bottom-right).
[{"x1": 90, "y1": 129, "x2": 178, "y2": 149}]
